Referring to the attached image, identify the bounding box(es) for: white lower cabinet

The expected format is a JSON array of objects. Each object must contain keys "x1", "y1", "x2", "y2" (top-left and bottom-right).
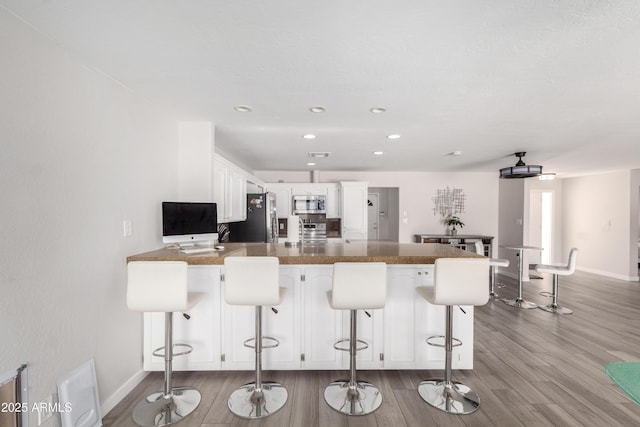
[
  {"x1": 221, "y1": 266, "x2": 301, "y2": 370},
  {"x1": 143, "y1": 266, "x2": 222, "y2": 371},
  {"x1": 143, "y1": 264, "x2": 474, "y2": 371}
]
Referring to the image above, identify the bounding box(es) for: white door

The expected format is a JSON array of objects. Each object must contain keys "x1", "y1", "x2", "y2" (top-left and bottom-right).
[{"x1": 367, "y1": 193, "x2": 380, "y2": 240}]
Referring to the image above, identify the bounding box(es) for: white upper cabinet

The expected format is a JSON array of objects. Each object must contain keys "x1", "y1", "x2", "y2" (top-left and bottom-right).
[
  {"x1": 341, "y1": 181, "x2": 368, "y2": 240},
  {"x1": 266, "y1": 182, "x2": 340, "y2": 219},
  {"x1": 213, "y1": 154, "x2": 261, "y2": 223},
  {"x1": 266, "y1": 183, "x2": 293, "y2": 218}
]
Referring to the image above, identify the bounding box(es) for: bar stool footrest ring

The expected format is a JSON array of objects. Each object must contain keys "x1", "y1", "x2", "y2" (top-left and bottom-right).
[
  {"x1": 539, "y1": 291, "x2": 554, "y2": 298},
  {"x1": 152, "y1": 343, "x2": 193, "y2": 358},
  {"x1": 426, "y1": 335, "x2": 462, "y2": 348},
  {"x1": 333, "y1": 338, "x2": 369, "y2": 352},
  {"x1": 243, "y1": 336, "x2": 280, "y2": 349}
]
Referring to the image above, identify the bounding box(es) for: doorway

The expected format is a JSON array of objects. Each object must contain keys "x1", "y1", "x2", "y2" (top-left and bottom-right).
[
  {"x1": 368, "y1": 193, "x2": 379, "y2": 240},
  {"x1": 529, "y1": 190, "x2": 554, "y2": 265},
  {"x1": 368, "y1": 188, "x2": 399, "y2": 241}
]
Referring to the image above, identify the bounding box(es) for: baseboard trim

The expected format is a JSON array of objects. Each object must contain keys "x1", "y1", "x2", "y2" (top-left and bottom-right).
[
  {"x1": 100, "y1": 369, "x2": 148, "y2": 417},
  {"x1": 499, "y1": 268, "x2": 639, "y2": 283},
  {"x1": 576, "y1": 266, "x2": 639, "y2": 282}
]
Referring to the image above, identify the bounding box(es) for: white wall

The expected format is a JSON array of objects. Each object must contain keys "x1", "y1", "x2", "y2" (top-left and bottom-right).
[
  {"x1": 562, "y1": 170, "x2": 637, "y2": 280},
  {"x1": 256, "y1": 171, "x2": 500, "y2": 247},
  {"x1": 0, "y1": 9, "x2": 178, "y2": 424}
]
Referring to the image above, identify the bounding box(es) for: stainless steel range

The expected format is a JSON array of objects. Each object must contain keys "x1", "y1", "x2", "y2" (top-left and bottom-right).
[{"x1": 300, "y1": 213, "x2": 327, "y2": 244}]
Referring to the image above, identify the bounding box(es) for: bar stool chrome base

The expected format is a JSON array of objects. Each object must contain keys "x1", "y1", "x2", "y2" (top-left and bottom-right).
[
  {"x1": 417, "y1": 380, "x2": 480, "y2": 415},
  {"x1": 503, "y1": 298, "x2": 538, "y2": 309},
  {"x1": 132, "y1": 387, "x2": 201, "y2": 427},
  {"x1": 538, "y1": 303, "x2": 573, "y2": 315},
  {"x1": 324, "y1": 380, "x2": 382, "y2": 416},
  {"x1": 228, "y1": 382, "x2": 288, "y2": 419}
]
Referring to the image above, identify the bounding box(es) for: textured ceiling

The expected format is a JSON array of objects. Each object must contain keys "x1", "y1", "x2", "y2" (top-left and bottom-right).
[{"x1": 3, "y1": 0, "x2": 640, "y2": 176}]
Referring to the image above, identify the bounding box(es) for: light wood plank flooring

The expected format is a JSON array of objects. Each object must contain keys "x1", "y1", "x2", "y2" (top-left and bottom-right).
[{"x1": 104, "y1": 270, "x2": 640, "y2": 426}]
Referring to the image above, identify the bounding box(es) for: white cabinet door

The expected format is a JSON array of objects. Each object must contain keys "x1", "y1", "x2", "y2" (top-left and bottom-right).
[
  {"x1": 213, "y1": 155, "x2": 247, "y2": 223},
  {"x1": 325, "y1": 183, "x2": 340, "y2": 218},
  {"x1": 144, "y1": 266, "x2": 222, "y2": 371},
  {"x1": 213, "y1": 161, "x2": 230, "y2": 222},
  {"x1": 229, "y1": 169, "x2": 247, "y2": 221},
  {"x1": 301, "y1": 267, "x2": 344, "y2": 369},
  {"x1": 341, "y1": 182, "x2": 368, "y2": 240},
  {"x1": 221, "y1": 266, "x2": 301, "y2": 370},
  {"x1": 383, "y1": 266, "x2": 432, "y2": 369},
  {"x1": 266, "y1": 183, "x2": 292, "y2": 218}
]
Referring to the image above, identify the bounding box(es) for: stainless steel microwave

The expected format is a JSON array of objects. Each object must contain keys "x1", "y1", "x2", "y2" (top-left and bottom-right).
[{"x1": 292, "y1": 195, "x2": 326, "y2": 214}]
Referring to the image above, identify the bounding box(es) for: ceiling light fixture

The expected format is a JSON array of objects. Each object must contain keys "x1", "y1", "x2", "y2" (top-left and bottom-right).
[
  {"x1": 309, "y1": 106, "x2": 326, "y2": 113},
  {"x1": 370, "y1": 107, "x2": 386, "y2": 113},
  {"x1": 373, "y1": 151, "x2": 384, "y2": 155},
  {"x1": 302, "y1": 134, "x2": 316, "y2": 140},
  {"x1": 500, "y1": 152, "x2": 543, "y2": 179},
  {"x1": 387, "y1": 134, "x2": 401, "y2": 140},
  {"x1": 451, "y1": 151, "x2": 463, "y2": 156},
  {"x1": 538, "y1": 173, "x2": 556, "y2": 181},
  {"x1": 233, "y1": 105, "x2": 252, "y2": 112},
  {"x1": 307, "y1": 162, "x2": 316, "y2": 166}
]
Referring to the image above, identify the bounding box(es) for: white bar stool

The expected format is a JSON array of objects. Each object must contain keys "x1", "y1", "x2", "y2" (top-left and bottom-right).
[
  {"x1": 223, "y1": 256, "x2": 288, "y2": 419},
  {"x1": 474, "y1": 241, "x2": 509, "y2": 299},
  {"x1": 127, "y1": 261, "x2": 204, "y2": 426},
  {"x1": 324, "y1": 262, "x2": 387, "y2": 416},
  {"x1": 416, "y1": 258, "x2": 489, "y2": 415},
  {"x1": 535, "y1": 248, "x2": 578, "y2": 314}
]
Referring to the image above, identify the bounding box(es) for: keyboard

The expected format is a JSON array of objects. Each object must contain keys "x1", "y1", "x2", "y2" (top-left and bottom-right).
[{"x1": 180, "y1": 247, "x2": 215, "y2": 254}]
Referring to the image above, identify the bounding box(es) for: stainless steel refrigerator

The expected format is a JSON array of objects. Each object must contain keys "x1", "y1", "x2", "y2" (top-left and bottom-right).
[{"x1": 228, "y1": 193, "x2": 278, "y2": 243}]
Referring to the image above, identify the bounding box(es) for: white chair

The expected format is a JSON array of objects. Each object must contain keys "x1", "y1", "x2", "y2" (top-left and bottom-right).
[
  {"x1": 324, "y1": 262, "x2": 387, "y2": 416},
  {"x1": 416, "y1": 258, "x2": 489, "y2": 415},
  {"x1": 474, "y1": 241, "x2": 509, "y2": 299},
  {"x1": 223, "y1": 257, "x2": 288, "y2": 419},
  {"x1": 535, "y1": 248, "x2": 578, "y2": 314},
  {"x1": 127, "y1": 261, "x2": 204, "y2": 427}
]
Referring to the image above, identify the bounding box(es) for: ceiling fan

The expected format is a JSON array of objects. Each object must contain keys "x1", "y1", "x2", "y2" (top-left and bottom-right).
[{"x1": 499, "y1": 152, "x2": 543, "y2": 179}]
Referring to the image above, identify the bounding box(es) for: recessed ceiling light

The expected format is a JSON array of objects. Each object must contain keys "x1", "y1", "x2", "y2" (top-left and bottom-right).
[
  {"x1": 303, "y1": 134, "x2": 316, "y2": 140},
  {"x1": 309, "y1": 152, "x2": 330, "y2": 158},
  {"x1": 373, "y1": 151, "x2": 384, "y2": 156},
  {"x1": 307, "y1": 162, "x2": 316, "y2": 166},
  {"x1": 233, "y1": 105, "x2": 252, "y2": 112},
  {"x1": 370, "y1": 107, "x2": 386, "y2": 113},
  {"x1": 309, "y1": 106, "x2": 326, "y2": 113},
  {"x1": 450, "y1": 151, "x2": 463, "y2": 156},
  {"x1": 387, "y1": 134, "x2": 401, "y2": 140}
]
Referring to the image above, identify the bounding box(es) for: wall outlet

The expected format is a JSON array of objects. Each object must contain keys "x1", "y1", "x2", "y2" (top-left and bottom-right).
[{"x1": 37, "y1": 394, "x2": 55, "y2": 425}]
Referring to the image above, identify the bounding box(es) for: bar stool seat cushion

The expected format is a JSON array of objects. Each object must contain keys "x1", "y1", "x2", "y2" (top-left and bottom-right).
[
  {"x1": 328, "y1": 262, "x2": 387, "y2": 310},
  {"x1": 490, "y1": 258, "x2": 509, "y2": 268},
  {"x1": 127, "y1": 261, "x2": 205, "y2": 312},
  {"x1": 224, "y1": 257, "x2": 286, "y2": 306},
  {"x1": 473, "y1": 241, "x2": 509, "y2": 268},
  {"x1": 423, "y1": 258, "x2": 490, "y2": 306},
  {"x1": 535, "y1": 263, "x2": 574, "y2": 275}
]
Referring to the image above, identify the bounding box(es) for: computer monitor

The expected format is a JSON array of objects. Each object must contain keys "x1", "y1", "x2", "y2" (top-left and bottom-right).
[{"x1": 162, "y1": 201, "x2": 218, "y2": 246}]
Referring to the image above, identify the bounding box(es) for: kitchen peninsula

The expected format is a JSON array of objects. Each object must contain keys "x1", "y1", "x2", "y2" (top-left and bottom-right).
[{"x1": 127, "y1": 242, "x2": 484, "y2": 372}]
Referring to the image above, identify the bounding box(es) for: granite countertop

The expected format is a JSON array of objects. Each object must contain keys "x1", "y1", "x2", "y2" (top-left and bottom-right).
[{"x1": 127, "y1": 241, "x2": 483, "y2": 265}]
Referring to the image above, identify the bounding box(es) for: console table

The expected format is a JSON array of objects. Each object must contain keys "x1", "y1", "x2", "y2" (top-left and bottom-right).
[{"x1": 414, "y1": 234, "x2": 494, "y2": 257}]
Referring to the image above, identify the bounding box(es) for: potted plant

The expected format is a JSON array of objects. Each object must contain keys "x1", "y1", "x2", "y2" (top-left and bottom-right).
[{"x1": 444, "y1": 214, "x2": 464, "y2": 235}]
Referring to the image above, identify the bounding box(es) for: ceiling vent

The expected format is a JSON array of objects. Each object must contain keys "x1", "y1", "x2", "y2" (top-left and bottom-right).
[
  {"x1": 308, "y1": 152, "x2": 331, "y2": 158},
  {"x1": 500, "y1": 152, "x2": 543, "y2": 179}
]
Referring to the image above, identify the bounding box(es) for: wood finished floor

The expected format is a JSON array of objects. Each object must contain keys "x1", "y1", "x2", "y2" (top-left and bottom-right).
[{"x1": 104, "y1": 270, "x2": 640, "y2": 426}]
